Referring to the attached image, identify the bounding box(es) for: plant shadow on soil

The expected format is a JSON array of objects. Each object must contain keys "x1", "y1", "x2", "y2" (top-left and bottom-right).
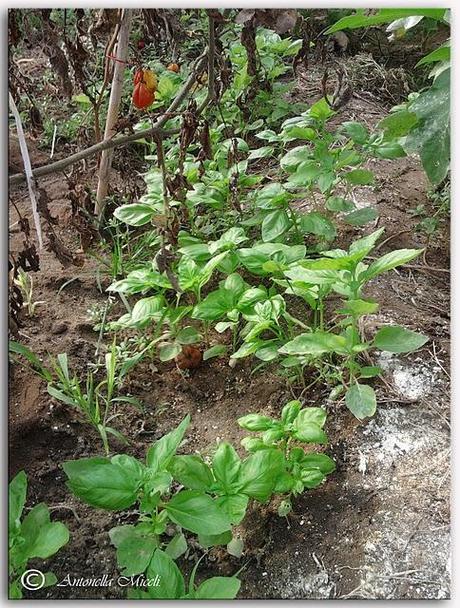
[{"x1": 9, "y1": 54, "x2": 450, "y2": 600}]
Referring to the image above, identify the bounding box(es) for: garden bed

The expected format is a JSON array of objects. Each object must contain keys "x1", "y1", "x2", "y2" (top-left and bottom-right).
[{"x1": 9, "y1": 9, "x2": 450, "y2": 600}]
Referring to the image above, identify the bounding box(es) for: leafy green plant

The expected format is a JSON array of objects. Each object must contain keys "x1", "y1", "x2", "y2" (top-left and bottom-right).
[
  {"x1": 326, "y1": 8, "x2": 450, "y2": 184},
  {"x1": 192, "y1": 272, "x2": 269, "y2": 350},
  {"x1": 108, "y1": 250, "x2": 228, "y2": 305},
  {"x1": 48, "y1": 346, "x2": 138, "y2": 453},
  {"x1": 63, "y1": 406, "x2": 334, "y2": 597},
  {"x1": 9, "y1": 471, "x2": 70, "y2": 599},
  {"x1": 277, "y1": 228, "x2": 429, "y2": 418},
  {"x1": 127, "y1": 551, "x2": 241, "y2": 600},
  {"x1": 222, "y1": 27, "x2": 306, "y2": 128},
  {"x1": 62, "y1": 415, "x2": 240, "y2": 598},
  {"x1": 325, "y1": 8, "x2": 447, "y2": 34},
  {"x1": 238, "y1": 401, "x2": 335, "y2": 516},
  {"x1": 9, "y1": 341, "x2": 141, "y2": 454},
  {"x1": 13, "y1": 269, "x2": 44, "y2": 317},
  {"x1": 167, "y1": 408, "x2": 334, "y2": 526}
]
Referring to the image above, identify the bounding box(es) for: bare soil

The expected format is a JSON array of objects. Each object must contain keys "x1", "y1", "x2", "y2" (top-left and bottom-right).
[{"x1": 8, "y1": 54, "x2": 450, "y2": 600}]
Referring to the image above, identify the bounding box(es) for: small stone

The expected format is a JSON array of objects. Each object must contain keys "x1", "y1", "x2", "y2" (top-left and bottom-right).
[{"x1": 51, "y1": 321, "x2": 68, "y2": 335}]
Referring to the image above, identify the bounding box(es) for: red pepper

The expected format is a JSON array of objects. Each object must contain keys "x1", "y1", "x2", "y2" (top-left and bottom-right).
[
  {"x1": 133, "y1": 69, "x2": 144, "y2": 85},
  {"x1": 132, "y1": 82, "x2": 155, "y2": 109}
]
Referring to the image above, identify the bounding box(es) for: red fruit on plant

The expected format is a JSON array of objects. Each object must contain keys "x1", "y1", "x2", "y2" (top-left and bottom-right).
[
  {"x1": 132, "y1": 82, "x2": 155, "y2": 109},
  {"x1": 133, "y1": 69, "x2": 144, "y2": 85},
  {"x1": 175, "y1": 345, "x2": 202, "y2": 370},
  {"x1": 137, "y1": 39, "x2": 145, "y2": 50}
]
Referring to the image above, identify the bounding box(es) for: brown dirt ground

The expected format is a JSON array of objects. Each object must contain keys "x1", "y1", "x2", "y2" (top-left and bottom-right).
[{"x1": 9, "y1": 54, "x2": 450, "y2": 600}]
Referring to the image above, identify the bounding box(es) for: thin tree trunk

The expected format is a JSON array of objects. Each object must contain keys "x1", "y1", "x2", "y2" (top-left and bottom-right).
[{"x1": 95, "y1": 9, "x2": 132, "y2": 216}]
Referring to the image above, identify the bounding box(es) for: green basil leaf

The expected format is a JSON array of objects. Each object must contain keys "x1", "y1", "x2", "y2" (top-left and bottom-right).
[
  {"x1": 165, "y1": 490, "x2": 231, "y2": 535},
  {"x1": 345, "y1": 383, "x2": 377, "y2": 420},
  {"x1": 280, "y1": 145, "x2": 311, "y2": 172},
  {"x1": 359, "y1": 365, "x2": 383, "y2": 378},
  {"x1": 373, "y1": 142, "x2": 406, "y2": 159},
  {"x1": 9, "y1": 471, "x2": 27, "y2": 535},
  {"x1": 198, "y1": 530, "x2": 233, "y2": 548},
  {"x1": 203, "y1": 344, "x2": 227, "y2": 361},
  {"x1": 145, "y1": 549, "x2": 185, "y2": 599},
  {"x1": 63, "y1": 456, "x2": 143, "y2": 510},
  {"x1": 169, "y1": 455, "x2": 214, "y2": 491},
  {"x1": 326, "y1": 196, "x2": 356, "y2": 212},
  {"x1": 158, "y1": 342, "x2": 182, "y2": 361},
  {"x1": 300, "y1": 468, "x2": 325, "y2": 488},
  {"x1": 26, "y1": 520, "x2": 69, "y2": 559},
  {"x1": 212, "y1": 443, "x2": 242, "y2": 493},
  {"x1": 344, "y1": 207, "x2": 378, "y2": 226},
  {"x1": 404, "y1": 69, "x2": 450, "y2": 184},
  {"x1": 281, "y1": 400, "x2": 301, "y2": 424},
  {"x1": 373, "y1": 325, "x2": 429, "y2": 353},
  {"x1": 240, "y1": 437, "x2": 268, "y2": 452},
  {"x1": 261, "y1": 209, "x2": 291, "y2": 242},
  {"x1": 146, "y1": 415, "x2": 190, "y2": 472},
  {"x1": 130, "y1": 296, "x2": 165, "y2": 325},
  {"x1": 248, "y1": 145, "x2": 274, "y2": 160},
  {"x1": 239, "y1": 449, "x2": 284, "y2": 502},
  {"x1": 109, "y1": 526, "x2": 157, "y2": 576},
  {"x1": 176, "y1": 326, "x2": 201, "y2": 345},
  {"x1": 416, "y1": 42, "x2": 450, "y2": 67},
  {"x1": 279, "y1": 331, "x2": 348, "y2": 356},
  {"x1": 192, "y1": 289, "x2": 236, "y2": 321},
  {"x1": 360, "y1": 248, "x2": 423, "y2": 281},
  {"x1": 20, "y1": 502, "x2": 50, "y2": 555},
  {"x1": 194, "y1": 577, "x2": 241, "y2": 599},
  {"x1": 337, "y1": 299, "x2": 379, "y2": 316},
  {"x1": 325, "y1": 9, "x2": 445, "y2": 34},
  {"x1": 378, "y1": 109, "x2": 418, "y2": 139},
  {"x1": 295, "y1": 407, "x2": 327, "y2": 428},
  {"x1": 215, "y1": 494, "x2": 249, "y2": 525},
  {"x1": 108, "y1": 268, "x2": 171, "y2": 294},
  {"x1": 300, "y1": 453, "x2": 336, "y2": 474},
  {"x1": 237, "y1": 414, "x2": 274, "y2": 432},
  {"x1": 344, "y1": 169, "x2": 374, "y2": 185},
  {"x1": 114, "y1": 203, "x2": 155, "y2": 226},
  {"x1": 301, "y1": 212, "x2": 336, "y2": 239},
  {"x1": 293, "y1": 423, "x2": 327, "y2": 444},
  {"x1": 165, "y1": 532, "x2": 188, "y2": 559},
  {"x1": 340, "y1": 121, "x2": 369, "y2": 144}
]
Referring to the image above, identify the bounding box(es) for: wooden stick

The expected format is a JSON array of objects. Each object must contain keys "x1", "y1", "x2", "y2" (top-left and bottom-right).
[
  {"x1": 95, "y1": 9, "x2": 133, "y2": 216},
  {"x1": 8, "y1": 92, "x2": 43, "y2": 248}
]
